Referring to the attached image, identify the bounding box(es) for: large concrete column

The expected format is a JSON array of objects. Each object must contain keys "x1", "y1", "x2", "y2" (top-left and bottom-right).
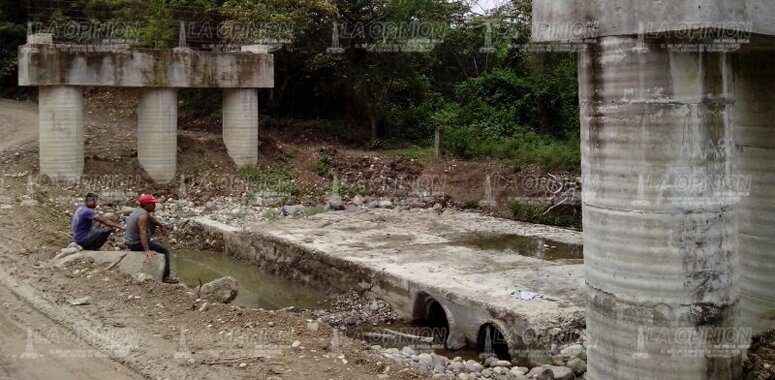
[
  {"x1": 581, "y1": 37, "x2": 742, "y2": 379},
  {"x1": 38, "y1": 86, "x2": 84, "y2": 180},
  {"x1": 733, "y1": 52, "x2": 775, "y2": 333},
  {"x1": 222, "y1": 89, "x2": 258, "y2": 167},
  {"x1": 137, "y1": 89, "x2": 177, "y2": 183}
]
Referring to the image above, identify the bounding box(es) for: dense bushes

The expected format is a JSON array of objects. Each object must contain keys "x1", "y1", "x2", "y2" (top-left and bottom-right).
[{"x1": 435, "y1": 59, "x2": 580, "y2": 171}]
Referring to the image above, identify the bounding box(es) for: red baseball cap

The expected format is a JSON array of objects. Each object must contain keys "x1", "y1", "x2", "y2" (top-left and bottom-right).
[{"x1": 138, "y1": 194, "x2": 161, "y2": 205}]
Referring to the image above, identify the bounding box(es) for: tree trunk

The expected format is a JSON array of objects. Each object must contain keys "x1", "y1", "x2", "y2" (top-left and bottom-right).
[{"x1": 369, "y1": 110, "x2": 378, "y2": 149}]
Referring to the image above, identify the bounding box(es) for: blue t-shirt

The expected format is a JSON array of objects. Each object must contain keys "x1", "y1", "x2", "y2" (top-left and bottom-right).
[{"x1": 71, "y1": 205, "x2": 97, "y2": 244}]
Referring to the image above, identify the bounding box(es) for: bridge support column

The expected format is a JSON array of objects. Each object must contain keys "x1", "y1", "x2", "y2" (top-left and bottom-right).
[
  {"x1": 38, "y1": 86, "x2": 84, "y2": 180},
  {"x1": 581, "y1": 37, "x2": 742, "y2": 379},
  {"x1": 137, "y1": 89, "x2": 177, "y2": 183},
  {"x1": 734, "y1": 52, "x2": 775, "y2": 333},
  {"x1": 222, "y1": 88, "x2": 258, "y2": 167}
]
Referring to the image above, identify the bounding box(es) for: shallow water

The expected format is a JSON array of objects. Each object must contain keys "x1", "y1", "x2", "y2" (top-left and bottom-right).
[
  {"x1": 172, "y1": 250, "x2": 332, "y2": 310},
  {"x1": 454, "y1": 233, "x2": 583, "y2": 262}
]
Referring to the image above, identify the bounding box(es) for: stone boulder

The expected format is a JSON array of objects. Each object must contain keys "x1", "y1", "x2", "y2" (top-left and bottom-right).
[
  {"x1": 200, "y1": 276, "x2": 239, "y2": 303},
  {"x1": 49, "y1": 250, "x2": 165, "y2": 281}
]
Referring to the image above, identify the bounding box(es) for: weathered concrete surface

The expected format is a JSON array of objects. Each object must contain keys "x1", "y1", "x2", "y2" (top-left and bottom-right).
[
  {"x1": 18, "y1": 44, "x2": 274, "y2": 88},
  {"x1": 531, "y1": 0, "x2": 775, "y2": 42},
  {"x1": 222, "y1": 88, "x2": 258, "y2": 167},
  {"x1": 192, "y1": 209, "x2": 584, "y2": 361},
  {"x1": 733, "y1": 51, "x2": 775, "y2": 333},
  {"x1": 137, "y1": 88, "x2": 177, "y2": 183},
  {"x1": 49, "y1": 250, "x2": 166, "y2": 281},
  {"x1": 579, "y1": 37, "x2": 742, "y2": 380},
  {"x1": 38, "y1": 86, "x2": 83, "y2": 180}
]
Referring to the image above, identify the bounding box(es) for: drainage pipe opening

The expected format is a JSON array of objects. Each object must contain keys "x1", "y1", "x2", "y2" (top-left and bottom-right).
[
  {"x1": 478, "y1": 323, "x2": 511, "y2": 361},
  {"x1": 412, "y1": 292, "x2": 450, "y2": 346}
]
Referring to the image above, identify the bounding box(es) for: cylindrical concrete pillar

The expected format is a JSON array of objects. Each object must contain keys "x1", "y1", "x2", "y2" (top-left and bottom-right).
[
  {"x1": 581, "y1": 37, "x2": 742, "y2": 379},
  {"x1": 38, "y1": 86, "x2": 84, "y2": 180},
  {"x1": 222, "y1": 89, "x2": 258, "y2": 167},
  {"x1": 733, "y1": 52, "x2": 775, "y2": 333},
  {"x1": 137, "y1": 89, "x2": 177, "y2": 183}
]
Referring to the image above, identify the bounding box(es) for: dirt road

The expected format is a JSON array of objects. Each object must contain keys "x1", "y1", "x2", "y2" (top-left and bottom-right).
[
  {"x1": 0, "y1": 99, "x2": 37, "y2": 153},
  {"x1": 0, "y1": 98, "x2": 142, "y2": 378},
  {"x1": 0, "y1": 96, "x2": 428, "y2": 379}
]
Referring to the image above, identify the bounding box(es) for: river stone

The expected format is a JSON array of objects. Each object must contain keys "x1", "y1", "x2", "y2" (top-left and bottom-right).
[
  {"x1": 464, "y1": 361, "x2": 483, "y2": 372},
  {"x1": 565, "y1": 358, "x2": 587, "y2": 376},
  {"x1": 200, "y1": 276, "x2": 239, "y2": 303},
  {"x1": 401, "y1": 346, "x2": 416, "y2": 356},
  {"x1": 529, "y1": 365, "x2": 575, "y2": 380},
  {"x1": 351, "y1": 195, "x2": 365, "y2": 206},
  {"x1": 493, "y1": 366, "x2": 507, "y2": 375},
  {"x1": 492, "y1": 360, "x2": 512, "y2": 367},
  {"x1": 417, "y1": 353, "x2": 433, "y2": 365},
  {"x1": 281, "y1": 205, "x2": 305, "y2": 216},
  {"x1": 448, "y1": 362, "x2": 465, "y2": 372},
  {"x1": 511, "y1": 366, "x2": 529, "y2": 375},
  {"x1": 133, "y1": 272, "x2": 154, "y2": 283},
  {"x1": 560, "y1": 344, "x2": 585, "y2": 360},
  {"x1": 328, "y1": 196, "x2": 345, "y2": 211}
]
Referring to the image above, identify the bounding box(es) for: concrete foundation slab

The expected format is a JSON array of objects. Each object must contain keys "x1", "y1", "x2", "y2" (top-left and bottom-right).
[{"x1": 192, "y1": 209, "x2": 584, "y2": 361}]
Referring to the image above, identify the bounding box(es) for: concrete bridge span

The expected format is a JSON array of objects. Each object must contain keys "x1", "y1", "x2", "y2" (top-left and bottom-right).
[{"x1": 18, "y1": 35, "x2": 274, "y2": 183}]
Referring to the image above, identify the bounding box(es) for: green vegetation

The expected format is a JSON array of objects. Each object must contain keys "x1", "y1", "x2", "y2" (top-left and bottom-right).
[
  {"x1": 240, "y1": 165, "x2": 299, "y2": 196},
  {"x1": 508, "y1": 200, "x2": 582, "y2": 229},
  {"x1": 302, "y1": 207, "x2": 327, "y2": 217},
  {"x1": 312, "y1": 155, "x2": 332, "y2": 178},
  {"x1": 378, "y1": 147, "x2": 435, "y2": 162},
  {"x1": 265, "y1": 209, "x2": 280, "y2": 221},
  {"x1": 326, "y1": 181, "x2": 364, "y2": 198},
  {"x1": 9, "y1": 0, "x2": 580, "y2": 171},
  {"x1": 461, "y1": 200, "x2": 481, "y2": 210}
]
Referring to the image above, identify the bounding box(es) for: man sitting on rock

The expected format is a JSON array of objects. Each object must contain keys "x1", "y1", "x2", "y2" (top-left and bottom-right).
[
  {"x1": 124, "y1": 194, "x2": 179, "y2": 284},
  {"x1": 71, "y1": 193, "x2": 125, "y2": 250}
]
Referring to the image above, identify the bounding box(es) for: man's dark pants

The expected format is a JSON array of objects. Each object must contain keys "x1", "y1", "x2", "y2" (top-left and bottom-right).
[
  {"x1": 77, "y1": 225, "x2": 113, "y2": 250},
  {"x1": 127, "y1": 241, "x2": 171, "y2": 278}
]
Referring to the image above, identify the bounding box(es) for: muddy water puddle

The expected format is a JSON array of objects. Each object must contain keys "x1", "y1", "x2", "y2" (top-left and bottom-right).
[
  {"x1": 173, "y1": 250, "x2": 332, "y2": 310},
  {"x1": 454, "y1": 233, "x2": 583, "y2": 262}
]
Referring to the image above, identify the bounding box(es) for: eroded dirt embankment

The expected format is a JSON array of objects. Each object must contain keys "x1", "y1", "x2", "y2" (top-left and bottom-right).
[{"x1": 0, "y1": 97, "x2": 429, "y2": 380}]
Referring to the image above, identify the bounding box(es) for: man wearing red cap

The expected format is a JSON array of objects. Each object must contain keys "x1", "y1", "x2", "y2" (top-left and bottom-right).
[{"x1": 124, "y1": 194, "x2": 179, "y2": 284}]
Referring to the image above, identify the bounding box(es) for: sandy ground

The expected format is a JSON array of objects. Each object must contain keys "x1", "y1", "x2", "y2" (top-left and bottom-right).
[{"x1": 0, "y1": 97, "x2": 430, "y2": 379}]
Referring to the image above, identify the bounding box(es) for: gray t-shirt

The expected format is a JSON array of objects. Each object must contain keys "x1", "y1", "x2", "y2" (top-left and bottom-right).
[{"x1": 124, "y1": 207, "x2": 152, "y2": 246}]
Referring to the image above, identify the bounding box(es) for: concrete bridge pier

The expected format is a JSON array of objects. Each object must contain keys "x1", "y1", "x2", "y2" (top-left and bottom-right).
[
  {"x1": 581, "y1": 37, "x2": 741, "y2": 380},
  {"x1": 734, "y1": 52, "x2": 775, "y2": 333},
  {"x1": 222, "y1": 88, "x2": 259, "y2": 167},
  {"x1": 137, "y1": 88, "x2": 177, "y2": 183},
  {"x1": 38, "y1": 86, "x2": 84, "y2": 181}
]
